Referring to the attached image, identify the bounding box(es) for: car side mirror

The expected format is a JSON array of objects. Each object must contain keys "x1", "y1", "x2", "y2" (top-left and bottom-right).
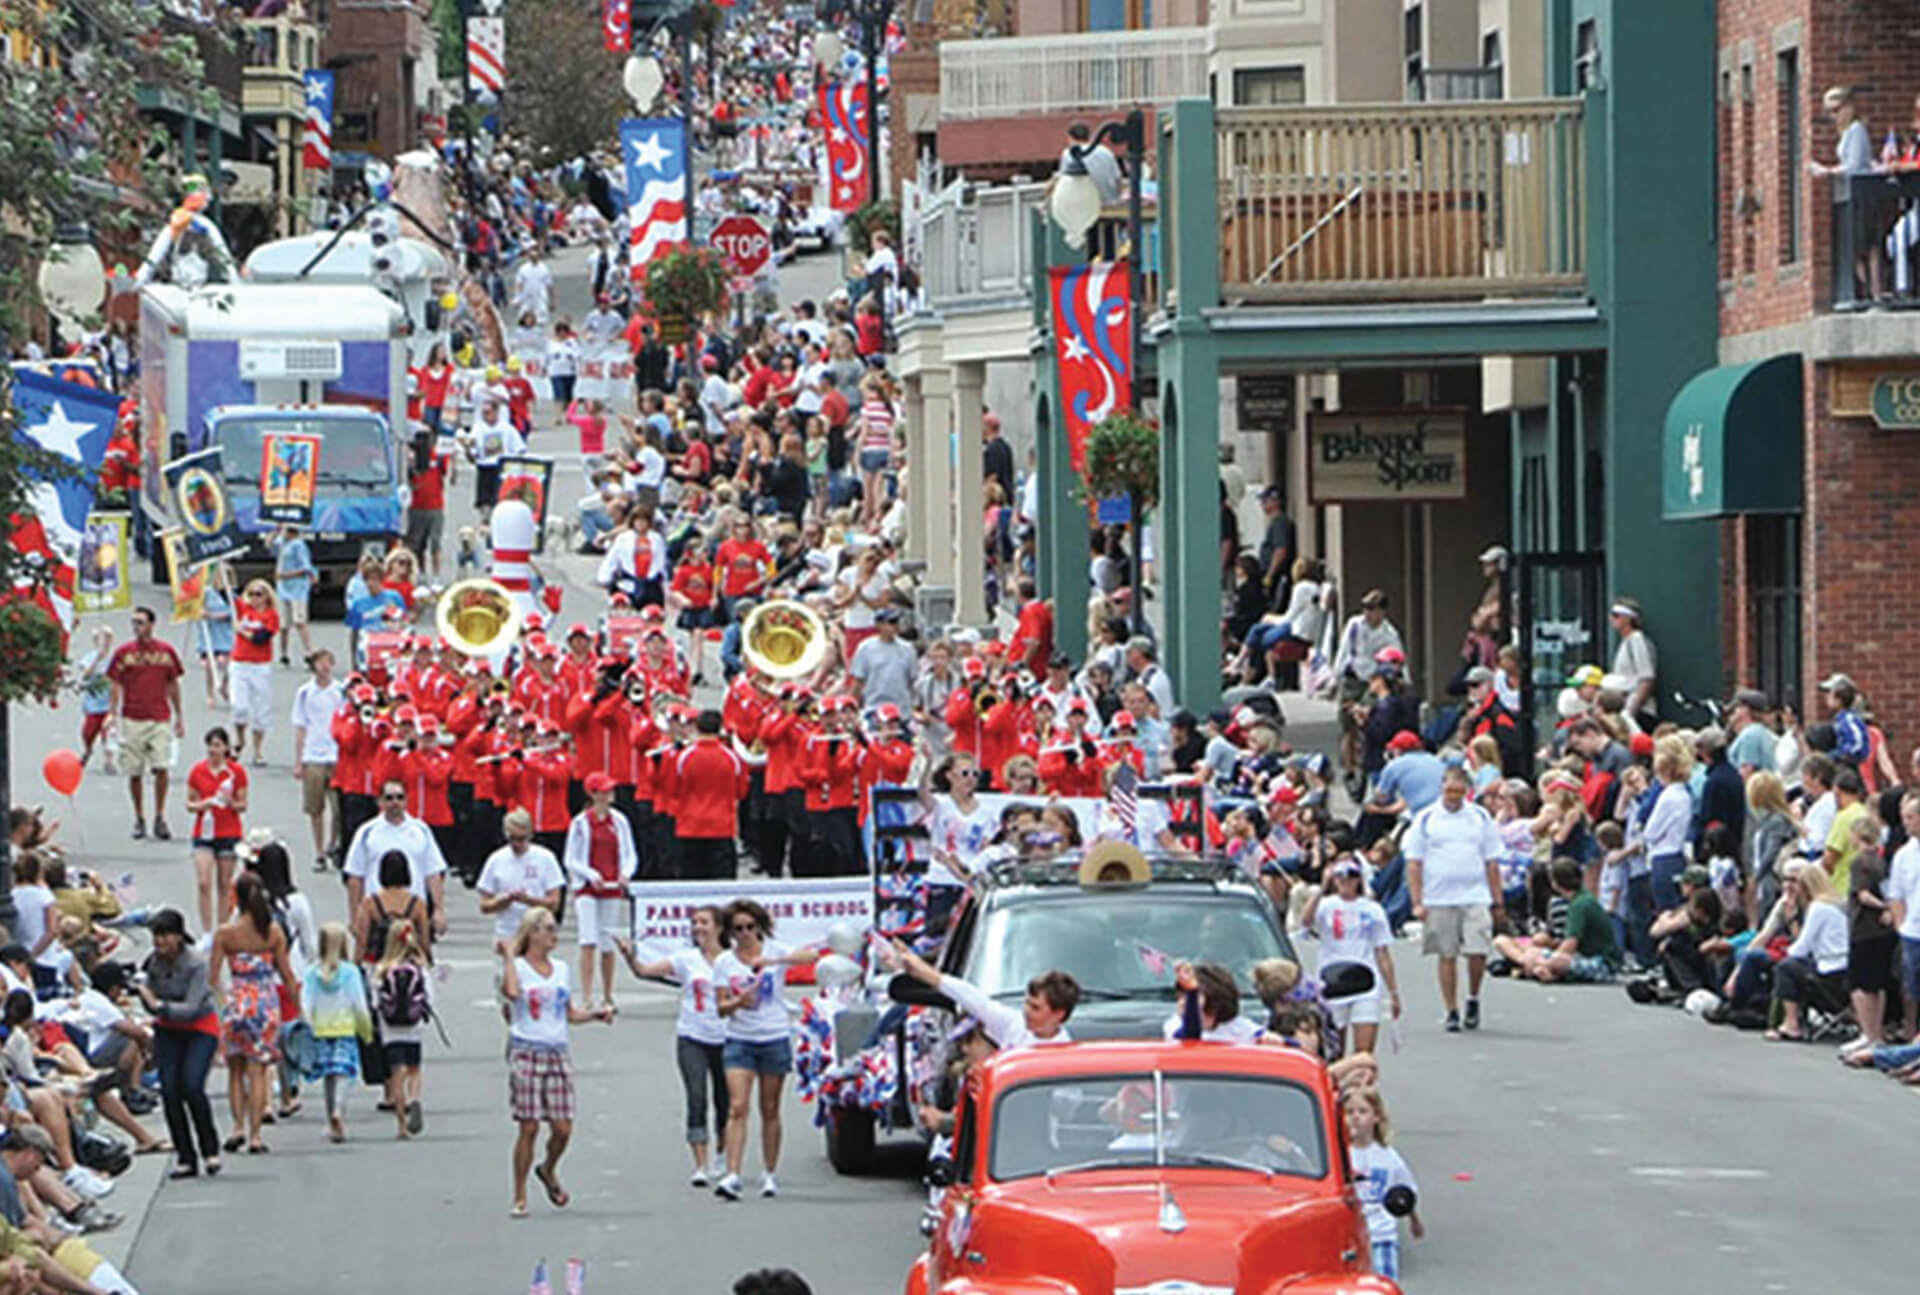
[
  {"x1": 1382, "y1": 1185, "x2": 1417, "y2": 1218},
  {"x1": 888, "y1": 974, "x2": 955, "y2": 1012},
  {"x1": 926, "y1": 1157, "x2": 955, "y2": 1188}
]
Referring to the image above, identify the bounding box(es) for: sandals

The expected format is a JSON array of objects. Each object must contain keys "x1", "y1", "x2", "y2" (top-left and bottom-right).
[
  {"x1": 509, "y1": 1202, "x2": 530, "y2": 1219},
  {"x1": 248, "y1": 1142, "x2": 269, "y2": 1154},
  {"x1": 534, "y1": 1164, "x2": 570, "y2": 1209},
  {"x1": 1763, "y1": 1028, "x2": 1806, "y2": 1043},
  {"x1": 222, "y1": 1134, "x2": 245, "y2": 1153}
]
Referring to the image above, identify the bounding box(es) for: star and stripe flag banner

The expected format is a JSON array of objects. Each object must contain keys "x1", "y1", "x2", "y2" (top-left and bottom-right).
[
  {"x1": 1049, "y1": 260, "x2": 1134, "y2": 474},
  {"x1": 301, "y1": 69, "x2": 334, "y2": 170},
  {"x1": 468, "y1": 16, "x2": 505, "y2": 98},
  {"x1": 603, "y1": 0, "x2": 631, "y2": 52},
  {"x1": 818, "y1": 77, "x2": 871, "y2": 213},
  {"x1": 621, "y1": 117, "x2": 688, "y2": 277},
  {"x1": 6, "y1": 368, "x2": 118, "y2": 646}
]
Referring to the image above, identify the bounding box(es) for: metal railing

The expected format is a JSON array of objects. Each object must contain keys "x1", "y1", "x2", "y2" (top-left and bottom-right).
[
  {"x1": 911, "y1": 182, "x2": 1159, "y2": 316},
  {"x1": 938, "y1": 27, "x2": 1208, "y2": 120},
  {"x1": 1216, "y1": 99, "x2": 1589, "y2": 304}
]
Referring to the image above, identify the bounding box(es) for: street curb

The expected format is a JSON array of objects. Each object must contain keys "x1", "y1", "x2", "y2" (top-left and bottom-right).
[{"x1": 88, "y1": 1148, "x2": 162, "y2": 1274}]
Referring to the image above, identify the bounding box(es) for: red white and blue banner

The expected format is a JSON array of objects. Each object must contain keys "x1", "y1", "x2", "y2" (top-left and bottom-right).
[
  {"x1": 603, "y1": 0, "x2": 631, "y2": 52},
  {"x1": 467, "y1": 16, "x2": 505, "y2": 98},
  {"x1": 1049, "y1": 260, "x2": 1133, "y2": 474},
  {"x1": 301, "y1": 70, "x2": 334, "y2": 170},
  {"x1": 621, "y1": 117, "x2": 688, "y2": 276},
  {"x1": 7, "y1": 368, "x2": 117, "y2": 643},
  {"x1": 817, "y1": 77, "x2": 870, "y2": 212}
]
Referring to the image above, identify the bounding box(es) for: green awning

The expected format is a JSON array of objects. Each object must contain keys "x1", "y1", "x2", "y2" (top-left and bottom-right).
[{"x1": 1661, "y1": 353, "x2": 1804, "y2": 520}]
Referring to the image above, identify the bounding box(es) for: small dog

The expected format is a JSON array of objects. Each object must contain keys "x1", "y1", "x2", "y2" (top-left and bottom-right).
[{"x1": 455, "y1": 526, "x2": 481, "y2": 577}]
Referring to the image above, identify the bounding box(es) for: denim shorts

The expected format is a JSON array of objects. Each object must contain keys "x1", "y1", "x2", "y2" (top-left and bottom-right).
[
  {"x1": 858, "y1": 448, "x2": 889, "y2": 474},
  {"x1": 723, "y1": 1036, "x2": 792, "y2": 1075},
  {"x1": 1902, "y1": 936, "x2": 1920, "y2": 1002}
]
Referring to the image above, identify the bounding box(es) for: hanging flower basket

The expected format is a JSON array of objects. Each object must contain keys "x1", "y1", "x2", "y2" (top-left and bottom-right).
[
  {"x1": 642, "y1": 244, "x2": 731, "y2": 331},
  {"x1": 1082, "y1": 410, "x2": 1160, "y2": 509}
]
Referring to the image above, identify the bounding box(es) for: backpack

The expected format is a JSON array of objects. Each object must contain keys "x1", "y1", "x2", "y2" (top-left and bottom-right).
[
  {"x1": 377, "y1": 961, "x2": 429, "y2": 1029},
  {"x1": 363, "y1": 896, "x2": 418, "y2": 965}
]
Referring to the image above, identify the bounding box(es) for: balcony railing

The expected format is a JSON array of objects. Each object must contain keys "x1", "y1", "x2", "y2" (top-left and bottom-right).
[
  {"x1": 911, "y1": 181, "x2": 1160, "y2": 319},
  {"x1": 938, "y1": 27, "x2": 1209, "y2": 120},
  {"x1": 1831, "y1": 168, "x2": 1920, "y2": 310},
  {"x1": 1215, "y1": 99, "x2": 1588, "y2": 304}
]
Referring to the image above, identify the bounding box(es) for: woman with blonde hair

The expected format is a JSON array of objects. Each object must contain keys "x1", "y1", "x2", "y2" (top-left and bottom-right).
[
  {"x1": 500, "y1": 907, "x2": 614, "y2": 1217},
  {"x1": 1766, "y1": 862, "x2": 1849, "y2": 1042},
  {"x1": 374, "y1": 916, "x2": 434, "y2": 1140},
  {"x1": 1745, "y1": 770, "x2": 1798, "y2": 923},
  {"x1": 300, "y1": 921, "x2": 372, "y2": 1143}
]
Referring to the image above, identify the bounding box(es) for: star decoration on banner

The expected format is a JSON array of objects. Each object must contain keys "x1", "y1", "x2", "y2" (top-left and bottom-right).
[
  {"x1": 630, "y1": 133, "x2": 670, "y2": 171},
  {"x1": 1060, "y1": 335, "x2": 1091, "y2": 364},
  {"x1": 30, "y1": 401, "x2": 92, "y2": 462},
  {"x1": 306, "y1": 79, "x2": 329, "y2": 105}
]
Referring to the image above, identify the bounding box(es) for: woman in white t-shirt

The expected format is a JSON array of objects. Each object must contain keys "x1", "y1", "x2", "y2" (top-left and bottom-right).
[
  {"x1": 917, "y1": 754, "x2": 998, "y2": 935},
  {"x1": 499, "y1": 908, "x2": 615, "y2": 1219},
  {"x1": 711, "y1": 898, "x2": 816, "y2": 1202},
  {"x1": 1304, "y1": 859, "x2": 1400, "y2": 1056},
  {"x1": 616, "y1": 904, "x2": 729, "y2": 1187},
  {"x1": 10, "y1": 853, "x2": 57, "y2": 991}
]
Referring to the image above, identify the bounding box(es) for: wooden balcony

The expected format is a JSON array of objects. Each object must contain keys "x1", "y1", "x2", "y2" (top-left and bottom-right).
[{"x1": 1213, "y1": 99, "x2": 1588, "y2": 305}]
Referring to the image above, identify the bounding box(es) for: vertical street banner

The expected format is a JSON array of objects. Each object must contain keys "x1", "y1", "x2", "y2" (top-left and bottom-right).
[
  {"x1": 498, "y1": 456, "x2": 554, "y2": 548},
  {"x1": 1049, "y1": 260, "x2": 1133, "y2": 475},
  {"x1": 302, "y1": 70, "x2": 334, "y2": 170},
  {"x1": 162, "y1": 447, "x2": 248, "y2": 569},
  {"x1": 603, "y1": 0, "x2": 631, "y2": 52},
  {"x1": 259, "y1": 431, "x2": 322, "y2": 526},
  {"x1": 75, "y1": 513, "x2": 131, "y2": 615},
  {"x1": 468, "y1": 16, "x2": 505, "y2": 99},
  {"x1": 8, "y1": 366, "x2": 116, "y2": 644},
  {"x1": 161, "y1": 529, "x2": 205, "y2": 623},
  {"x1": 622, "y1": 117, "x2": 688, "y2": 276},
  {"x1": 818, "y1": 77, "x2": 870, "y2": 213}
]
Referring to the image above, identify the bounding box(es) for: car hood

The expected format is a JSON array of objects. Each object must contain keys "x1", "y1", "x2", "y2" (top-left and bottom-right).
[{"x1": 948, "y1": 1173, "x2": 1372, "y2": 1295}]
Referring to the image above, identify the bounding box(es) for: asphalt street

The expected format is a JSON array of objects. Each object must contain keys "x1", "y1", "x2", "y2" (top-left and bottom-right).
[{"x1": 16, "y1": 244, "x2": 1907, "y2": 1294}]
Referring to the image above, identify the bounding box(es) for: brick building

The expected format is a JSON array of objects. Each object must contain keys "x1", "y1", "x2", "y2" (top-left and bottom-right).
[
  {"x1": 1693, "y1": 0, "x2": 1920, "y2": 739},
  {"x1": 322, "y1": 0, "x2": 433, "y2": 167}
]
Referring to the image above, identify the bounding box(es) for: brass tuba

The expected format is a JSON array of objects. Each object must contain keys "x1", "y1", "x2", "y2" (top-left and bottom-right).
[
  {"x1": 435, "y1": 578, "x2": 523, "y2": 657},
  {"x1": 741, "y1": 599, "x2": 828, "y2": 680}
]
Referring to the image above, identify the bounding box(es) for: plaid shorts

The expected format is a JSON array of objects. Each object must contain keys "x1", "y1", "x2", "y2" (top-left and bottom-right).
[{"x1": 508, "y1": 1046, "x2": 575, "y2": 1123}]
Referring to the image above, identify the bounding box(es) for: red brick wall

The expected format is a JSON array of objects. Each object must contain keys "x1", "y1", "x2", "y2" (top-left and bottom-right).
[
  {"x1": 1716, "y1": 0, "x2": 1920, "y2": 744},
  {"x1": 889, "y1": 30, "x2": 941, "y2": 200}
]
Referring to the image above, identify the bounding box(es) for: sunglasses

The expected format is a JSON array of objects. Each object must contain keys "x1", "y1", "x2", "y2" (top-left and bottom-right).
[
  {"x1": 381, "y1": 793, "x2": 406, "y2": 802},
  {"x1": 953, "y1": 768, "x2": 978, "y2": 779}
]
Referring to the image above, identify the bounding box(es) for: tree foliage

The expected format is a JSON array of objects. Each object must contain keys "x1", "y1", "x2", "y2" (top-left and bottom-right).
[
  {"x1": 0, "y1": 0, "x2": 216, "y2": 339},
  {"x1": 1083, "y1": 411, "x2": 1160, "y2": 508},
  {"x1": 502, "y1": 0, "x2": 631, "y2": 166}
]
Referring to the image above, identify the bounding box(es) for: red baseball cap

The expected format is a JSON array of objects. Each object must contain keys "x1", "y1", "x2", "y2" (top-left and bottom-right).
[
  {"x1": 567, "y1": 623, "x2": 592, "y2": 640},
  {"x1": 525, "y1": 613, "x2": 547, "y2": 633},
  {"x1": 1109, "y1": 711, "x2": 1137, "y2": 731},
  {"x1": 962, "y1": 658, "x2": 987, "y2": 679},
  {"x1": 584, "y1": 771, "x2": 616, "y2": 794},
  {"x1": 418, "y1": 715, "x2": 440, "y2": 734},
  {"x1": 874, "y1": 703, "x2": 902, "y2": 723},
  {"x1": 1630, "y1": 732, "x2": 1656, "y2": 758},
  {"x1": 1386, "y1": 730, "x2": 1423, "y2": 753}
]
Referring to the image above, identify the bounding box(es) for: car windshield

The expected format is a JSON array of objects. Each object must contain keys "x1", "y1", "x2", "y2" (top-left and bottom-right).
[
  {"x1": 990, "y1": 1071, "x2": 1326, "y2": 1182},
  {"x1": 965, "y1": 891, "x2": 1287, "y2": 1000},
  {"x1": 215, "y1": 416, "x2": 393, "y2": 489}
]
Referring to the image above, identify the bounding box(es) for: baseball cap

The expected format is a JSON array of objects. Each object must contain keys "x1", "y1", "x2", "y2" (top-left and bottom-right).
[
  {"x1": 1629, "y1": 733, "x2": 1656, "y2": 758},
  {"x1": 1330, "y1": 858, "x2": 1365, "y2": 880},
  {"x1": 567, "y1": 622, "x2": 592, "y2": 640},
  {"x1": 584, "y1": 771, "x2": 616, "y2": 794},
  {"x1": 873, "y1": 703, "x2": 902, "y2": 723},
  {"x1": 1374, "y1": 645, "x2": 1407, "y2": 667},
  {"x1": 962, "y1": 658, "x2": 987, "y2": 679},
  {"x1": 1385, "y1": 730, "x2": 1423, "y2": 753},
  {"x1": 1730, "y1": 687, "x2": 1770, "y2": 712},
  {"x1": 1565, "y1": 665, "x2": 1604, "y2": 689},
  {"x1": 1463, "y1": 665, "x2": 1496, "y2": 686},
  {"x1": 1819, "y1": 673, "x2": 1855, "y2": 692},
  {"x1": 875, "y1": 607, "x2": 901, "y2": 623},
  {"x1": 1259, "y1": 485, "x2": 1283, "y2": 502},
  {"x1": 1680, "y1": 864, "x2": 1712, "y2": 889},
  {"x1": 1109, "y1": 711, "x2": 1137, "y2": 731},
  {"x1": 418, "y1": 715, "x2": 440, "y2": 735},
  {"x1": 1477, "y1": 544, "x2": 1510, "y2": 565},
  {"x1": 1048, "y1": 653, "x2": 1073, "y2": 670}
]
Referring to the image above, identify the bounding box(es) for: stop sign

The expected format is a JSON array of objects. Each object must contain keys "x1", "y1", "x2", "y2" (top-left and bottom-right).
[{"x1": 711, "y1": 215, "x2": 773, "y2": 279}]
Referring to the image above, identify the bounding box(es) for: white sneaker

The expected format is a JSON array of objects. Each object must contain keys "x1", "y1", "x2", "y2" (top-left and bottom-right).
[
  {"x1": 62, "y1": 1166, "x2": 112, "y2": 1200},
  {"x1": 714, "y1": 1173, "x2": 742, "y2": 1201},
  {"x1": 1839, "y1": 1035, "x2": 1876, "y2": 1057},
  {"x1": 759, "y1": 1174, "x2": 779, "y2": 1198},
  {"x1": 690, "y1": 1167, "x2": 711, "y2": 1188}
]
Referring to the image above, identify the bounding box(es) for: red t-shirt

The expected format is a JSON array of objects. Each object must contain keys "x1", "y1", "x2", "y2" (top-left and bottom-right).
[
  {"x1": 584, "y1": 811, "x2": 623, "y2": 897},
  {"x1": 682, "y1": 439, "x2": 713, "y2": 482},
  {"x1": 820, "y1": 389, "x2": 850, "y2": 431},
  {"x1": 231, "y1": 603, "x2": 280, "y2": 664},
  {"x1": 671, "y1": 561, "x2": 715, "y2": 609},
  {"x1": 856, "y1": 314, "x2": 884, "y2": 357},
  {"x1": 418, "y1": 363, "x2": 453, "y2": 410},
  {"x1": 187, "y1": 759, "x2": 248, "y2": 840},
  {"x1": 107, "y1": 639, "x2": 184, "y2": 721},
  {"x1": 714, "y1": 538, "x2": 771, "y2": 598},
  {"x1": 411, "y1": 459, "x2": 446, "y2": 511}
]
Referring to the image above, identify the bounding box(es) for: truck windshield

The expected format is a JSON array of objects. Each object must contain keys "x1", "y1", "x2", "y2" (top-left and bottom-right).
[
  {"x1": 215, "y1": 416, "x2": 392, "y2": 489},
  {"x1": 989, "y1": 1072, "x2": 1326, "y2": 1182}
]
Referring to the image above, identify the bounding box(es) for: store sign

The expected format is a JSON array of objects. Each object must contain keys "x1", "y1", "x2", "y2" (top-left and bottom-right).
[
  {"x1": 1237, "y1": 374, "x2": 1295, "y2": 430},
  {"x1": 1870, "y1": 375, "x2": 1920, "y2": 429},
  {"x1": 1306, "y1": 410, "x2": 1468, "y2": 504}
]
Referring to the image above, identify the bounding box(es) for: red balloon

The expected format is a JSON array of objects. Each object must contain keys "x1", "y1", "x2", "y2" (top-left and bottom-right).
[{"x1": 42, "y1": 749, "x2": 83, "y2": 797}]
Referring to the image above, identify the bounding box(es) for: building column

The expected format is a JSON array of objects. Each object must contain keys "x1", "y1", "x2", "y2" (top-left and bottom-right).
[
  {"x1": 1035, "y1": 211, "x2": 1090, "y2": 661},
  {"x1": 921, "y1": 365, "x2": 955, "y2": 591},
  {"x1": 902, "y1": 374, "x2": 930, "y2": 565},
  {"x1": 953, "y1": 361, "x2": 987, "y2": 627},
  {"x1": 1159, "y1": 332, "x2": 1223, "y2": 713}
]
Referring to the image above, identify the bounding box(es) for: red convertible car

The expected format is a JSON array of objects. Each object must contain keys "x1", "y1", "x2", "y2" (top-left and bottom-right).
[{"x1": 906, "y1": 1039, "x2": 1405, "y2": 1295}]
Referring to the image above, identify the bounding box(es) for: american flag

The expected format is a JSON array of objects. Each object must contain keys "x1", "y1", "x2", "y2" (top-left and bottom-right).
[
  {"x1": 301, "y1": 70, "x2": 334, "y2": 170},
  {"x1": 621, "y1": 117, "x2": 687, "y2": 276},
  {"x1": 6, "y1": 368, "x2": 116, "y2": 648},
  {"x1": 602, "y1": 0, "x2": 630, "y2": 53},
  {"x1": 1109, "y1": 760, "x2": 1139, "y2": 837},
  {"x1": 468, "y1": 16, "x2": 505, "y2": 98}
]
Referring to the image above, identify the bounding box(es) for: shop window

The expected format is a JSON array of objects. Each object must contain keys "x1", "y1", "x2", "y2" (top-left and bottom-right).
[
  {"x1": 1740, "y1": 62, "x2": 1756, "y2": 276},
  {"x1": 1776, "y1": 48, "x2": 1802, "y2": 264},
  {"x1": 1747, "y1": 515, "x2": 1802, "y2": 714}
]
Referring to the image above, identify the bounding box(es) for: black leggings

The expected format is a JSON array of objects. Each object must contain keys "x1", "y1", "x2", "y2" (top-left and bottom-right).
[
  {"x1": 154, "y1": 1028, "x2": 220, "y2": 1169},
  {"x1": 676, "y1": 1036, "x2": 728, "y2": 1146}
]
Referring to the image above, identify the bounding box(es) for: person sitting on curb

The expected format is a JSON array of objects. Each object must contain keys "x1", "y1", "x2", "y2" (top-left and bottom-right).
[
  {"x1": 883, "y1": 939, "x2": 1077, "y2": 1049},
  {"x1": 1490, "y1": 857, "x2": 1623, "y2": 983}
]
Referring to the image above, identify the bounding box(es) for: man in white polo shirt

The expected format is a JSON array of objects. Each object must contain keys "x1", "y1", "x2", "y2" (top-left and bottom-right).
[
  {"x1": 1404, "y1": 765, "x2": 1505, "y2": 1033},
  {"x1": 344, "y1": 777, "x2": 450, "y2": 939}
]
